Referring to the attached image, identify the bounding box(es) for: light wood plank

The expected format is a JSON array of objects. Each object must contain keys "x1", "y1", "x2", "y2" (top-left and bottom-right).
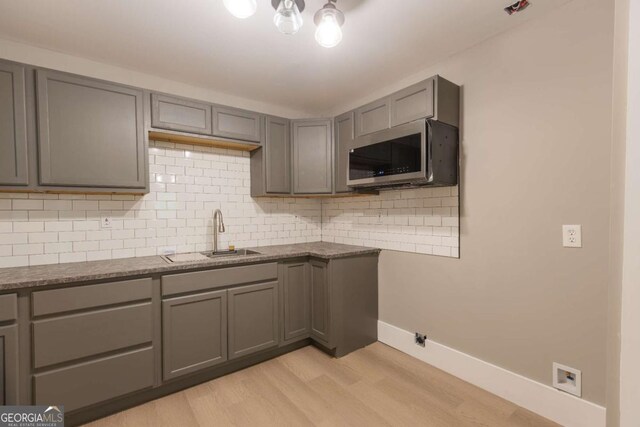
[{"x1": 83, "y1": 342, "x2": 559, "y2": 427}]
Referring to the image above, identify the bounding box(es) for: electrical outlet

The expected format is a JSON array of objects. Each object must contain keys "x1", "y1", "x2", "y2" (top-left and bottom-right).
[
  {"x1": 159, "y1": 246, "x2": 177, "y2": 256},
  {"x1": 562, "y1": 225, "x2": 582, "y2": 248},
  {"x1": 101, "y1": 217, "x2": 112, "y2": 229},
  {"x1": 553, "y1": 362, "x2": 582, "y2": 397},
  {"x1": 415, "y1": 333, "x2": 427, "y2": 347}
]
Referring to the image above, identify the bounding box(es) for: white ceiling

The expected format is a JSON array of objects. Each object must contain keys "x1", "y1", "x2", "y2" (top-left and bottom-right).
[{"x1": 0, "y1": 0, "x2": 566, "y2": 115}]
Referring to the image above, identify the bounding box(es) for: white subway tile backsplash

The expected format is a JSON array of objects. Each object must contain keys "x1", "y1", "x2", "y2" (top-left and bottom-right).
[
  {"x1": 0, "y1": 142, "x2": 322, "y2": 266},
  {"x1": 12, "y1": 200, "x2": 44, "y2": 210},
  {"x1": 321, "y1": 187, "x2": 460, "y2": 258},
  {"x1": 0, "y1": 256, "x2": 29, "y2": 268}
]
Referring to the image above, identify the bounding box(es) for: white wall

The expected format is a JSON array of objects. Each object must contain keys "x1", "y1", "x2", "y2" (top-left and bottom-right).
[
  {"x1": 619, "y1": 0, "x2": 640, "y2": 424},
  {"x1": 0, "y1": 38, "x2": 309, "y2": 119},
  {"x1": 0, "y1": 141, "x2": 321, "y2": 267},
  {"x1": 368, "y1": 0, "x2": 613, "y2": 405}
]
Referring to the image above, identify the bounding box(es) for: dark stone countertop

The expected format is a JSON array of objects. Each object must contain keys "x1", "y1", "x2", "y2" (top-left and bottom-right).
[{"x1": 0, "y1": 242, "x2": 380, "y2": 291}]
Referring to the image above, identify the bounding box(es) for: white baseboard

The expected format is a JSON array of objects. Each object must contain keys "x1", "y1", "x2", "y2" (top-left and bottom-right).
[{"x1": 377, "y1": 321, "x2": 606, "y2": 427}]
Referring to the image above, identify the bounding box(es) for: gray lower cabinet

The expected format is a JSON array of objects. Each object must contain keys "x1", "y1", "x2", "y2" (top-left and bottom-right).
[
  {"x1": 36, "y1": 69, "x2": 147, "y2": 189},
  {"x1": 389, "y1": 78, "x2": 435, "y2": 127},
  {"x1": 162, "y1": 290, "x2": 227, "y2": 381},
  {"x1": 151, "y1": 93, "x2": 212, "y2": 135},
  {"x1": 309, "y1": 260, "x2": 331, "y2": 345},
  {"x1": 34, "y1": 348, "x2": 154, "y2": 412},
  {"x1": 0, "y1": 61, "x2": 28, "y2": 186},
  {"x1": 292, "y1": 119, "x2": 333, "y2": 194},
  {"x1": 213, "y1": 106, "x2": 262, "y2": 142},
  {"x1": 32, "y1": 303, "x2": 153, "y2": 369},
  {"x1": 0, "y1": 324, "x2": 18, "y2": 405},
  {"x1": 0, "y1": 294, "x2": 18, "y2": 406},
  {"x1": 228, "y1": 281, "x2": 279, "y2": 359},
  {"x1": 334, "y1": 112, "x2": 354, "y2": 193},
  {"x1": 31, "y1": 279, "x2": 154, "y2": 412},
  {"x1": 264, "y1": 116, "x2": 291, "y2": 194},
  {"x1": 281, "y1": 262, "x2": 310, "y2": 343},
  {"x1": 354, "y1": 97, "x2": 390, "y2": 137}
]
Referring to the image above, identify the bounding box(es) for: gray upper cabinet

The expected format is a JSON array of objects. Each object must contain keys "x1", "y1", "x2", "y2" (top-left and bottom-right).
[
  {"x1": 213, "y1": 106, "x2": 262, "y2": 142},
  {"x1": 265, "y1": 116, "x2": 291, "y2": 194},
  {"x1": 36, "y1": 70, "x2": 146, "y2": 189},
  {"x1": 389, "y1": 78, "x2": 435, "y2": 127},
  {"x1": 0, "y1": 325, "x2": 17, "y2": 406},
  {"x1": 0, "y1": 61, "x2": 28, "y2": 186},
  {"x1": 334, "y1": 112, "x2": 354, "y2": 193},
  {"x1": 292, "y1": 119, "x2": 333, "y2": 194},
  {"x1": 228, "y1": 281, "x2": 279, "y2": 359},
  {"x1": 151, "y1": 93, "x2": 212, "y2": 135},
  {"x1": 162, "y1": 290, "x2": 228, "y2": 381},
  {"x1": 281, "y1": 262, "x2": 310, "y2": 343},
  {"x1": 310, "y1": 260, "x2": 330, "y2": 345},
  {"x1": 354, "y1": 97, "x2": 390, "y2": 137}
]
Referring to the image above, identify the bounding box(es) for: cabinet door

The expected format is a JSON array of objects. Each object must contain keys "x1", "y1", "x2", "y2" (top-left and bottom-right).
[
  {"x1": 36, "y1": 70, "x2": 146, "y2": 189},
  {"x1": 213, "y1": 106, "x2": 262, "y2": 142},
  {"x1": 281, "y1": 262, "x2": 310, "y2": 343},
  {"x1": 151, "y1": 93, "x2": 212, "y2": 135},
  {"x1": 162, "y1": 290, "x2": 227, "y2": 380},
  {"x1": 310, "y1": 260, "x2": 330, "y2": 345},
  {"x1": 334, "y1": 112, "x2": 354, "y2": 193},
  {"x1": 0, "y1": 325, "x2": 18, "y2": 405},
  {"x1": 389, "y1": 78, "x2": 435, "y2": 127},
  {"x1": 228, "y1": 281, "x2": 279, "y2": 359},
  {"x1": 0, "y1": 61, "x2": 28, "y2": 185},
  {"x1": 354, "y1": 97, "x2": 390, "y2": 137},
  {"x1": 265, "y1": 116, "x2": 291, "y2": 193},
  {"x1": 292, "y1": 119, "x2": 333, "y2": 194}
]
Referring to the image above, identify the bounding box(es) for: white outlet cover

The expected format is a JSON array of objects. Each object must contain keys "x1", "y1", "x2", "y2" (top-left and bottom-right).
[
  {"x1": 562, "y1": 225, "x2": 582, "y2": 248},
  {"x1": 101, "y1": 217, "x2": 112, "y2": 229},
  {"x1": 553, "y1": 362, "x2": 582, "y2": 397}
]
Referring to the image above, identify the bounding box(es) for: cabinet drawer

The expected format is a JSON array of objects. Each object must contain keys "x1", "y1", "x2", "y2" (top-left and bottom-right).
[
  {"x1": 33, "y1": 303, "x2": 152, "y2": 368},
  {"x1": 354, "y1": 98, "x2": 390, "y2": 137},
  {"x1": 0, "y1": 294, "x2": 17, "y2": 322},
  {"x1": 32, "y1": 278, "x2": 152, "y2": 317},
  {"x1": 34, "y1": 347, "x2": 154, "y2": 412},
  {"x1": 162, "y1": 263, "x2": 278, "y2": 297},
  {"x1": 213, "y1": 106, "x2": 262, "y2": 142},
  {"x1": 389, "y1": 79, "x2": 434, "y2": 127},
  {"x1": 151, "y1": 93, "x2": 212, "y2": 135}
]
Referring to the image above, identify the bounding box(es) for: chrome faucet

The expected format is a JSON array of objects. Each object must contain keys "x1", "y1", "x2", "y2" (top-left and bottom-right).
[{"x1": 212, "y1": 209, "x2": 226, "y2": 253}]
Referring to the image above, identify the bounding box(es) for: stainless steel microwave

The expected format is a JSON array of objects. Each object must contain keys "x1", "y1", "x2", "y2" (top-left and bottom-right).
[{"x1": 347, "y1": 119, "x2": 458, "y2": 189}]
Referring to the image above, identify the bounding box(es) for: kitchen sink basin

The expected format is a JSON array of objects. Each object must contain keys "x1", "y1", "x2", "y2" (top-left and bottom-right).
[
  {"x1": 200, "y1": 249, "x2": 261, "y2": 258},
  {"x1": 162, "y1": 249, "x2": 261, "y2": 263}
]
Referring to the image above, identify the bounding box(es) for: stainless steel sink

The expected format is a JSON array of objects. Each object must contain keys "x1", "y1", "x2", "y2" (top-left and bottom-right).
[
  {"x1": 200, "y1": 249, "x2": 261, "y2": 258},
  {"x1": 162, "y1": 249, "x2": 261, "y2": 263}
]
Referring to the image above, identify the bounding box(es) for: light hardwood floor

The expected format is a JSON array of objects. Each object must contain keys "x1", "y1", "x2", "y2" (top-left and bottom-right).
[{"x1": 84, "y1": 343, "x2": 559, "y2": 427}]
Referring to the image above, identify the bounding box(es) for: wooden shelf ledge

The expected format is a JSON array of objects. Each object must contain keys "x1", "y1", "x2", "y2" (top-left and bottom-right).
[{"x1": 148, "y1": 130, "x2": 261, "y2": 152}]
